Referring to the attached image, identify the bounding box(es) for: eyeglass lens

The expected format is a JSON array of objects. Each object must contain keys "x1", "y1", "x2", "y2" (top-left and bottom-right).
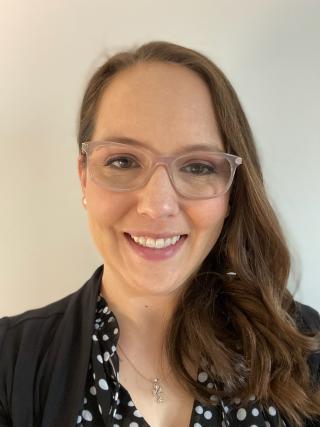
[{"x1": 87, "y1": 144, "x2": 236, "y2": 198}]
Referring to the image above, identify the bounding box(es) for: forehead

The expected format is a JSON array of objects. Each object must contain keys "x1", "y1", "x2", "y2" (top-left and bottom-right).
[{"x1": 93, "y1": 61, "x2": 224, "y2": 152}]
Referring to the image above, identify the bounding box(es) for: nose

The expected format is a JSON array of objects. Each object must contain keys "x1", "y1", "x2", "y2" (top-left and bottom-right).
[{"x1": 136, "y1": 165, "x2": 180, "y2": 219}]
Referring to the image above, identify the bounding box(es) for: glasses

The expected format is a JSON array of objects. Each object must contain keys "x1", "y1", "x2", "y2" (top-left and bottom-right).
[{"x1": 81, "y1": 141, "x2": 243, "y2": 200}]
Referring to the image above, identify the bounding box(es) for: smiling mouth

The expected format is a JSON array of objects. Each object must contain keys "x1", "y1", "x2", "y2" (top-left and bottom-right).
[{"x1": 124, "y1": 232, "x2": 188, "y2": 250}]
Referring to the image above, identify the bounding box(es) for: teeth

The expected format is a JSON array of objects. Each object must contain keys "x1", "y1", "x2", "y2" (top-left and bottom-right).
[{"x1": 130, "y1": 234, "x2": 182, "y2": 249}]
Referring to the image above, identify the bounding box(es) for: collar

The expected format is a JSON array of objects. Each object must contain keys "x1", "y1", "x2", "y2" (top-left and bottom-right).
[{"x1": 40, "y1": 265, "x2": 103, "y2": 427}]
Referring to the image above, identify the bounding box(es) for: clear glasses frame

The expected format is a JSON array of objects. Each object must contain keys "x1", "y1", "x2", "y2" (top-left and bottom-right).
[{"x1": 81, "y1": 141, "x2": 243, "y2": 200}]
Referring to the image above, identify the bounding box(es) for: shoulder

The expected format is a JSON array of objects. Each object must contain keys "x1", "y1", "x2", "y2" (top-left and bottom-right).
[
  {"x1": 0, "y1": 289, "x2": 79, "y2": 422},
  {"x1": 1, "y1": 291, "x2": 70, "y2": 326},
  {"x1": 293, "y1": 301, "x2": 320, "y2": 390},
  {"x1": 294, "y1": 301, "x2": 320, "y2": 332},
  {"x1": 0, "y1": 266, "x2": 103, "y2": 422},
  {"x1": 0, "y1": 290, "x2": 76, "y2": 363},
  {"x1": 1, "y1": 285, "x2": 78, "y2": 327},
  {"x1": 0, "y1": 265, "x2": 103, "y2": 358}
]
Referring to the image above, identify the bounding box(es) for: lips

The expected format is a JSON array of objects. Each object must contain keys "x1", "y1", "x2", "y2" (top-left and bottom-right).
[{"x1": 123, "y1": 232, "x2": 188, "y2": 261}]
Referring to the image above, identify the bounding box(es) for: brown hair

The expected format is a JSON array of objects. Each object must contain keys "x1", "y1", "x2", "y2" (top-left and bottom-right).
[{"x1": 77, "y1": 41, "x2": 320, "y2": 426}]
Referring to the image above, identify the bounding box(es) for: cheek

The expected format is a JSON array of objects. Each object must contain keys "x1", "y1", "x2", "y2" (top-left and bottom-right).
[
  {"x1": 85, "y1": 185, "x2": 132, "y2": 232},
  {"x1": 185, "y1": 198, "x2": 229, "y2": 268},
  {"x1": 188, "y1": 197, "x2": 229, "y2": 232}
]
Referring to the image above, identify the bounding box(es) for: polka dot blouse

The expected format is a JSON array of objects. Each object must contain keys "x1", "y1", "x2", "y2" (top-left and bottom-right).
[{"x1": 76, "y1": 294, "x2": 287, "y2": 426}]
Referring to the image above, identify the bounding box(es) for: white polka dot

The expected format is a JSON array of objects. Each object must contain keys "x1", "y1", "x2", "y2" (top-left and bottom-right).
[
  {"x1": 103, "y1": 307, "x2": 108, "y2": 313},
  {"x1": 204, "y1": 410, "x2": 212, "y2": 419},
  {"x1": 129, "y1": 423, "x2": 139, "y2": 427},
  {"x1": 112, "y1": 345, "x2": 117, "y2": 352},
  {"x1": 114, "y1": 413, "x2": 123, "y2": 420},
  {"x1": 207, "y1": 382, "x2": 214, "y2": 389},
  {"x1": 249, "y1": 425, "x2": 258, "y2": 427},
  {"x1": 104, "y1": 351, "x2": 110, "y2": 361},
  {"x1": 108, "y1": 316, "x2": 115, "y2": 323},
  {"x1": 98, "y1": 404, "x2": 102, "y2": 414},
  {"x1": 89, "y1": 386, "x2": 96, "y2": 395},
  {"x1": 198, "y1": 371, "x2": 208, "y2": 382},
  {"x1": 103, "y1": 334, "x2": 109, "y2": 341},
  {"x1": 268, "y1": 406, "x2": 276, "y2": 416},
  {"x1": 265, "y1": 422, "x2": 271, "y2": 427},
  {"x1": 76, "y1": 415, "x2": 82, "y2": 424},
  {"x1": 236, "y1": 408, "x2": 247, "y2": 421},
  {"x1": 221, "y1": 421, "x2": 226, "y2": 427},
  {"x1": 114, "y1": 328, "x2": 119, "y2": 334},
  {"x1": 98, "y1": 379, "x2": 109, "y2": 390},
  {"x1": 210, "y1": 395, "x2": 218, "y2": 403},
  {"x1": 83, "y1": 397, "x2": 87, "y2": 404},
  {"x1": 252, "y1": 407, "x2": 259, "y2": 416},
  {"x1": 249, "y1": 394, "x2": 256, "y2": 401},
  {"x1": 128, "y1": 400, "x2": 134, "y2": 407},
  {"x1": 134, "y1": 409, "x2": 142, "y2": 417},
  {"x1": 82, "y1": 410, "x2": 93, "y2": 421},
  {"x1": 195, "y1": 405, "x2": 203, "y2": 414},
  {"x1": 222, "y1": 401, "x2": 229, "y2": 413},
  {"x1": 194, "y1": 423, "x2": 202, "y2": 427},
  {"x1": 92, "y1": 334, "x2": 98, "y2": 341},
  {"x1": 97, "y1": 354, "x2": 103, "y2": 363},
  {"x1": 96, "y1": 318, "x2": 101, "y2": 323}
]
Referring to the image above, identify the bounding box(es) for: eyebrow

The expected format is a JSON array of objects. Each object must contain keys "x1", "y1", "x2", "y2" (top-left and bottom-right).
[{"x1": 97, "y1": 135, "x2": 225, "y2": 154}]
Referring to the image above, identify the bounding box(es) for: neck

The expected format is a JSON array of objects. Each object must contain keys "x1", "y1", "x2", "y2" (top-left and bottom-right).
[{"x1": 100, "y1": 265, "x2": 181, "y2": 356}]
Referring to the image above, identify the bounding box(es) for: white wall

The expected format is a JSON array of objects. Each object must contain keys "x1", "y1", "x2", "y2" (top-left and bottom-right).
[{"x1": 0, "y1": 0, "x2": 319, "y2": 315}]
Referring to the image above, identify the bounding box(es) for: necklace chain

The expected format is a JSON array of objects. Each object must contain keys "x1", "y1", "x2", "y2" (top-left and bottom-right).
[{"x1": 117, "y1": 343, "x2": 164, "y2": 403}]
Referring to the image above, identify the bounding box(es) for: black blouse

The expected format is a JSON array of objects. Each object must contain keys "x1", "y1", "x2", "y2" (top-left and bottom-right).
[{"x1": 76, "y1": 293, "x2": 286, "y2": 427}]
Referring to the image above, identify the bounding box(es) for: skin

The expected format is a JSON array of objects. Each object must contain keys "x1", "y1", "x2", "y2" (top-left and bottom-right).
[{"x1": 78, "y1": 61, "x2": 230, "y2": 426}]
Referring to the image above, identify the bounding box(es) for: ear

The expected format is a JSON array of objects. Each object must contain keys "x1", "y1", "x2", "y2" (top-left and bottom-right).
[{"x1": 78, "y1": 154, "x2": 87, "y2": 195}]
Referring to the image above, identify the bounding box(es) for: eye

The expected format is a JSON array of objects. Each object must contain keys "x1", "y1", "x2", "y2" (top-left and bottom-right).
[
  {"x1": 181, "y1": 162, "x2": 216, "y2": 175},
  {"x1": 104, "y1": 156, "x2": 140, "y2": 169}
]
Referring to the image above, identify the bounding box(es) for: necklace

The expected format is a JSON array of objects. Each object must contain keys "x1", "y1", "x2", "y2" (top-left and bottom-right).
[{"x1": 117, "y1": 343, "x2": 164, "y2": 403}]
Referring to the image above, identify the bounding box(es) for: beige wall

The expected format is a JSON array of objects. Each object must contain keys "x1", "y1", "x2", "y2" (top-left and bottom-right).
[{"x1": 1, "y1": 0, "x2": 319, "y2": 315}]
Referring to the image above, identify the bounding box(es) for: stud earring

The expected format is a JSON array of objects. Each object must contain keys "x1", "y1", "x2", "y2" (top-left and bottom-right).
[{"x1": 82, "y1": 196, "x2": 87, "y2": 207}]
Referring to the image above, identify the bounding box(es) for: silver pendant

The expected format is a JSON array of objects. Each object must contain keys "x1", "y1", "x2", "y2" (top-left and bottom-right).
[{"x1": 152, "y1": 378, "x2": 163, "y2": 403}]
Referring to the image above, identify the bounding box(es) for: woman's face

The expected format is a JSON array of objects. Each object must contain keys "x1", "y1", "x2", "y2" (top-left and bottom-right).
[{"x1": 79, "y1": 61, "x2": 230, "y2": 296}]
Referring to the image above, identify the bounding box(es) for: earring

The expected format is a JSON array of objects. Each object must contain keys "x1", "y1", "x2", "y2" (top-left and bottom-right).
[{"x1": 82, "y1": 196, "x2": 87, "y2": 207}]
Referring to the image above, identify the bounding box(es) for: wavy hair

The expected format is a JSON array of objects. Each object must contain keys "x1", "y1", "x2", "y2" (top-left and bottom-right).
[{"x1": 77, "y1": 40, "x2": 320, "y2": 426}]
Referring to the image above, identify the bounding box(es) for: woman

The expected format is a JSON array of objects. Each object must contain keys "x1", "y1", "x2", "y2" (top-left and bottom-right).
[{"x1": 0, "y1": 41, "x2": 319, "y2": 427}]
